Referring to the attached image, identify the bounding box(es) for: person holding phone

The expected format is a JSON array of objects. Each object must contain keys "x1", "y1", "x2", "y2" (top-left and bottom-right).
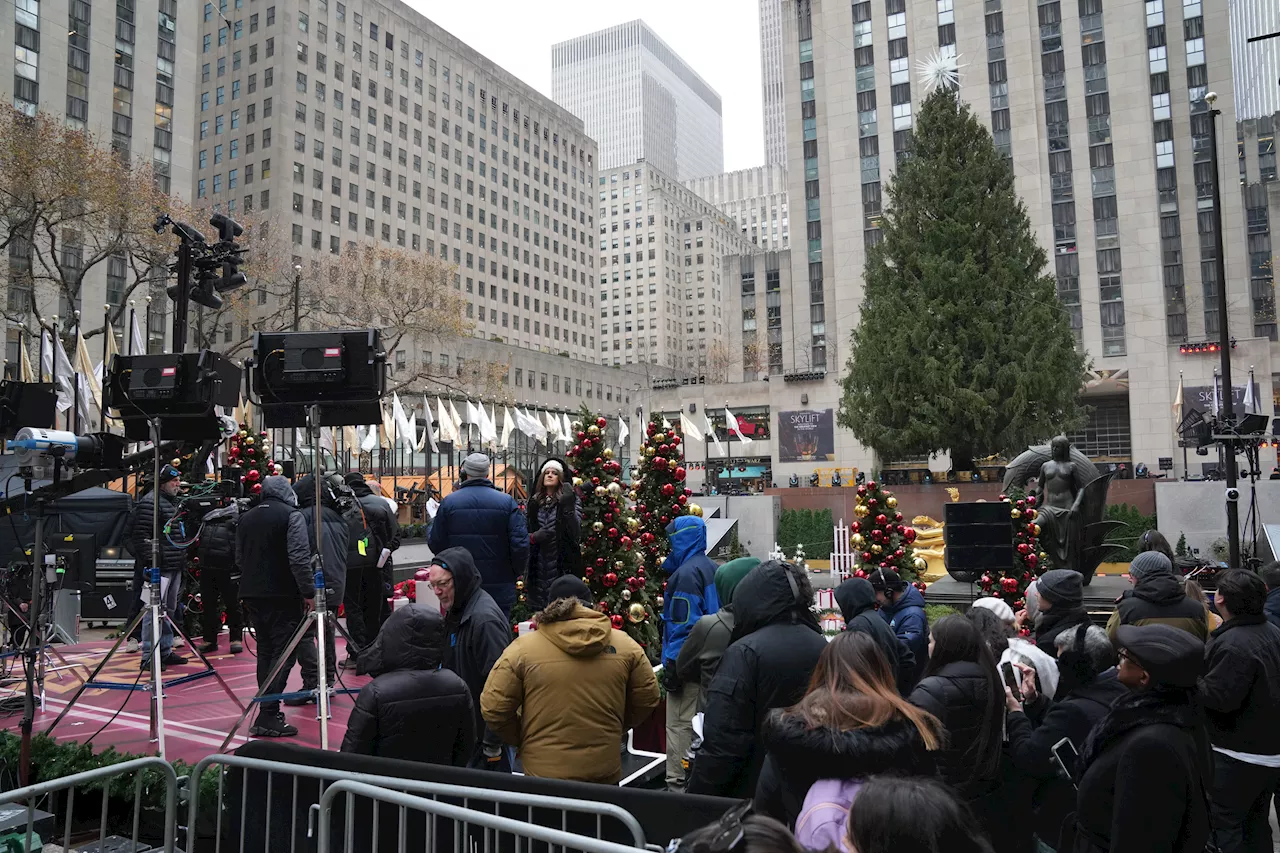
[{"x1": 1005, "y1": 624, "x2": 1128, "y2": 852}]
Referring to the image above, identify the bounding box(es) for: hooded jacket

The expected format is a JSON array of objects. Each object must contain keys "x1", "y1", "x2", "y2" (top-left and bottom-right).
[
  {"x1": 434, "y1": 546, "x2": 512, "y2": 750},
  {"x1": 660, "y1": 517, "x2": 721, "y2": 681},
  {"x1": 195, "y1": 501, "x2": 239, "y2": 572},
  {"x1": 1106, "y1": 573, "x2": 1209, "y2": 642},
  {"x1": 1199, "y1": 614, "x2": 1280, "y2": 755},
  {"x1": 524, "y1": 458, "x2": 583, "y2": 608},
  {"x1": 879, "y1": 584, "x2": 928, "y2": 684},
  {"x1": 294, "y1": 475, "x2": 350, "y2": 600},
  {"x1": 1034, "y1": 605, "x2": 1093, "y2": 657},
  {"x1": 130, "y1": 488, "x2": 186, "y2": 574},
  {"x1": 480, "y1": 598, "x2": 660, "y2": 784},
  {"x1": 341, "y1": 604, "x2": 475, "y2": 765},
  {"x1": 344, "y1": 476, "x2": 400, "y2": 571},
  {"x1": 674, "y1": 557, "x2": 758, "y2": 708},
  {"x1": 1265, "y1": 587, "x2": 1280, "y2": 632},
  {"x1": 835, "y1": 578, "x2": 918, "y2": 694},
  {"x1": 754, "y1": 711, "x2": 935, "y2": 826},
  {"x1": 685, "y1": 562, "x2": 828, "y2": 798},
  {"x1": 236, "y1": 476, "x2": 314, "y2": 599},
  {"x1": 428, "y1": 478, "x2": 529, "y2": 592}
]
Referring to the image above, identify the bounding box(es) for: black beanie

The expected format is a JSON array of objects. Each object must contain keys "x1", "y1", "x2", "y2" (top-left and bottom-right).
[
  {"x1": 547, "y1": 575, "x2": 593, "y2": 606},
  {"x1": 1038, "y1": 569, "x2": 1084, "y2": 608}
]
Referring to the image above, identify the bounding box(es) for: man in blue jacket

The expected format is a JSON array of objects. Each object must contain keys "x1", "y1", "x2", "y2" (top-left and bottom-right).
[
  {"x1": 428, "y1": 454, "x2": 528, "y2": 619},
  {"x1": 661, "y1": 515, "x2": 720, "y2": 790},
  {"x1": 870, "y1": 568, "x2": 928, "y2": 684}
]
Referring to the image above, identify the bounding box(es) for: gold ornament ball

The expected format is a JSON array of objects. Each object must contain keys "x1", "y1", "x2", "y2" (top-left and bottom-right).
[
  {"x1": 629, "y1": 490, "x2": 639, "y2": 501},
  {"x1": 573, "y1": 476, "x2": 584, "y2": 487},
  {"x1": 593, "y1": 521, "x2": 604, "y2": 532},
  {"x1": 628, "y1": 602, "x2": 648, "y2": 623},
  {"x1": 603, "y1": 448, "x2": 614, "y2": 459},
  {"x1": 871, "y1": 544, "x2": 883, "y2": 554},
  {"x1": 687, "y1": 503, "x2": 703, "y2": 517},
  {"x1": 653, "y1": 433, "x2": 666, "y2": 444},
  {"x1": 851, "y1": 533, "x2": 866, "y2": 548},
  {"x1": 1039, "y1": 551, "x2": 1048, "y2": 561},
  {"x1": 1033, "y1": 524, "x2": 1042, "y2": 535},
  {"x1": 595, "y1": 485, "x2": 607, "y2": 497},
  {"x1": 572, "y1": 421, "x2": 583, "y2": 431},
  {"x1": 607, "y1": 482, "x2": 623, "y2": 496},
  {"x1": 626, "y1": 517, "x2": 641, "y2": 532},
  {"x1": 621, "y1": 588, "x2": 632, "y2": 600},
  {"x1": 913, "y1": 556, "x2": 928, "y2": 571},
  {"x1": 643, "y1": 446, "x2": 655, "y2": 457},
  {"x1": 246, "y1": 437, "x2": 255, "y2": 446},
  {"x1": 516, "y1": 579, "x2": 525, "y2": 590},
  {"x1": 238, "y1": 430, "x2": 248, "y2": 438},
  {"x1": 1010, "y1": 508, "x2": 1021, "y2": 519},
  {"x1": 588, "y1": 425, "x2": 601, "y2": 436},
  {"x1": 656, "y1": 596, "x2": 664, "y2": 609},
  {"x1": 854, "y1": 504, "x2": 870, "y2": 518},
  {"x1": 886, "y1": 496, "x2": 898, "y2": 509},
  {"x1": 171, "y1": 458, "x2": 181, "y2": 467},
  {"x1": 615, "y1": 560, "x2": 626, "y2": 571}
]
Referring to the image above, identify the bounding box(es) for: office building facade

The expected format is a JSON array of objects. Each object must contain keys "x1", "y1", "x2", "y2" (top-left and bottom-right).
[
  {"x1": 685, "y1": 165, "x2": 791, "y2": 251},
  {"x1": 552, "y1": 20, "x2": 724, "y2": 181},
  {"x1": 1229, "y1": 0, "x2": 1279, "y2": 120},
  {"x1": 761, "y1": 0, "x2": 788, "y2": 166}
]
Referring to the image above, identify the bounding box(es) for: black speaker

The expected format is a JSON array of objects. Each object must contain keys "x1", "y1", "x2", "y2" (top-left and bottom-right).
[
  {"x1": 0, "y1": 381, "x2": 57, "y2": 438},
  {"x1": 944, "y1": 501, "x2": 1014, "y2": 582}
]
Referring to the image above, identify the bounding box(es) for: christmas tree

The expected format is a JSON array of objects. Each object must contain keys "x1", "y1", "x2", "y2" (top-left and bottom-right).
[
  {"x1": 978, "y1": 489, "x2": 1043, "y2": 612},
  {"x1": 837, "y1": 84, "x2": 1086, "y2": 472},
  {"x1": 850, "y1": 480, "x2": 923, "y2": 583},
  {"x1": 630, "y1": 413, "x2": 694, "y2": 575},
  {"x1": 565, "y1": 406, "x2": 661, "y2": 660},
  {"x1": 226, "y1": 425, "x2": 277, "y2": 494}
]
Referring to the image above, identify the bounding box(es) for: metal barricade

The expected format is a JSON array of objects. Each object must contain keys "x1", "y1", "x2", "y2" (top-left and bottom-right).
[
  {"x1": 314, "y1": 780, "x2": 644, "y2": 853},
  {"x1": 185, "y1": 754, "x2": 649, "y2": 853},
  {"x1": 0, "y1": 756, "x2": 178, "y2": 853}
]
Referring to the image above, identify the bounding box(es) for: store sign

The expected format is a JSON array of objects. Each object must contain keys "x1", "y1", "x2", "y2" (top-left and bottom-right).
[{"x1": 778, "y1": 409, "x2": 835, "y2": 462}]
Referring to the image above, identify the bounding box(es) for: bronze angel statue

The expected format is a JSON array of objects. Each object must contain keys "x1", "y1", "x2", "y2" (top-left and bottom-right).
[{"x1": 1002, "y1": 435, "x2": 1124, "y2": 585}]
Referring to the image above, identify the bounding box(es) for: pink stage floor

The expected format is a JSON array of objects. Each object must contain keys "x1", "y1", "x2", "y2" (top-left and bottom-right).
[{"x1": 1, "y1": 634, "x2": 372, "y2": 765}]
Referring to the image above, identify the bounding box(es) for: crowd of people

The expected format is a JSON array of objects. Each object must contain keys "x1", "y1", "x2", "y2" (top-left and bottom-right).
[{"x1": 126, "y1": 453, "x2": 1280, "y2": 853}]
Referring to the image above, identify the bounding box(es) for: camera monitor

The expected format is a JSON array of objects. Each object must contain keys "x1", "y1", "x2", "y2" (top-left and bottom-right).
[
  {"x1": 0, "y1": 381, "x2": 57, "y2": 439},
  {"x1": 17, "y1": 532, "x2": 97, "y2": 593},
  {"x1": 105, "y1": 351, "x2": 242, "y2": 441},
  {"x1": 248, "y1": 330, "x2": 386, "y2": 428}
]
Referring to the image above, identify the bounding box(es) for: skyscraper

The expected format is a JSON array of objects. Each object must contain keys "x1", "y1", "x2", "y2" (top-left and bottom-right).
[
  {"x1": 685, "y1": 165, "x2": 790, "y2": 250},
  {"x1": 552, "y1": 20, "x2": 724, "y2": 181},
  {"x1": 760, "y1": 0, "x2": 788, "y2": 166},
  {"x1": 1229, "y1": 0, "x2": 1280, "y2": 120}
]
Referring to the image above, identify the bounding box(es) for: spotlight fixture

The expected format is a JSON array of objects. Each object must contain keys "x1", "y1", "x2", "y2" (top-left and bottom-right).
[{"x1": 1179, "y1": 339, "x2": 1237, "y2": 354}]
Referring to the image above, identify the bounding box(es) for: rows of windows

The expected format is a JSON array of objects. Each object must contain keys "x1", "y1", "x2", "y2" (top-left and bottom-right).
[
  {"x1": 1041, "y1": 0, "x2": 1083, "y2": 348},
  {"x1": 799, "y1": 0, "x2": 826, "y2": 371},
  {"x1": 1147, "y1": 0, "x2": 1188, "y2": 342}
]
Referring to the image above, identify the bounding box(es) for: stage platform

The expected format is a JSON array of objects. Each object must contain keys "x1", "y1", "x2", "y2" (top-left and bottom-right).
[
  {"x1": 0, "y1": 634, "x2": 371, "y2": 766},
  {"x1": 925, "y1": 572, "x2": 1134, "y2": 619}
]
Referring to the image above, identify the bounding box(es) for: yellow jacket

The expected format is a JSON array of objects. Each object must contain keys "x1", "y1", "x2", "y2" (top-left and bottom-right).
[{"x1": 480, "y1": 599, "x2": 661, "y2": 784}]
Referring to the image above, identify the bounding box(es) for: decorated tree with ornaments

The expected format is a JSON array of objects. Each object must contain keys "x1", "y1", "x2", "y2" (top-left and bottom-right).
[
  {"x1": 565, "y1": 406, "x2": 662, "y2": 660},
  {"x1": 976, "y1": 489, "x2": 1044, "y2": 610},
  {"x1": 850, "y1": 480, "x2": 925, "y2": 584},
  {"x1": 631, "y1": 413, "x2": 697, "y2": 575},
  {"x1": 226, "y1": 425, "x2": 277, "y2": 495}
]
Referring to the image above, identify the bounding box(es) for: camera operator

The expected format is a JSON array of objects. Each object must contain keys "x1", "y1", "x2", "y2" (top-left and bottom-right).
[
  {"x1": 195, "y1": 499, "x2": 244, "y2": 655},
  {"x1": 286, "y1": 474, "x2": 350, "y2": 705},
  {"x1": 339, "y1": 472, "x2": 399, "y2": 670},
  {"x1": 237, "y1": 474, "x2": 314, "y2": 738},
  {"x1": 130, "y1": 465, "x2": 188, "y2": 671}
]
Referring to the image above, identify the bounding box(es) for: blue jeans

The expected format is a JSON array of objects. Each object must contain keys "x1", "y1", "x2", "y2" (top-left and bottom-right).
[{"x1": 140, "y1": 574, "x2": 179, "y2": 661}]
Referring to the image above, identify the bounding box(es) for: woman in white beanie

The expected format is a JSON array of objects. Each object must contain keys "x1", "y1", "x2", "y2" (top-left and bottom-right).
[{"x1": 524, "y1": 458, "x2": 583, "y2": 609}]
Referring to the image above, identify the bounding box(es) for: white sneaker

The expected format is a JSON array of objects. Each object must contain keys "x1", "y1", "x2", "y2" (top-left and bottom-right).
[
  {"x1": 172, "y1": 635, "x2": 186, "y2": 649},
  {"x1": 126, "y1": 638, "x2": 140, "y2": 653}
]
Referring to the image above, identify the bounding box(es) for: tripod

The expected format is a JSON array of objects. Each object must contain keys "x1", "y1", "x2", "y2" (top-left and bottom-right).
[
  {"x1": 44, "y1": 418, "x2": 243, "y2": 759},
  {"x1": 220, "y1": 405, "x2": 358, "y2": 752}
]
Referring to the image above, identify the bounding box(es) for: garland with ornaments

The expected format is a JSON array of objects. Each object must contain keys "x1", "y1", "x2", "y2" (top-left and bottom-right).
[
  {"x1": 976, "y1": 488, "x2": 1044, "y2": 609},
  {"x1": 225, "y1": 426, "x2": 279, "y2": 494},
  {"x1": 850, "y1": 480, "x2": 924, "y2": 583}
]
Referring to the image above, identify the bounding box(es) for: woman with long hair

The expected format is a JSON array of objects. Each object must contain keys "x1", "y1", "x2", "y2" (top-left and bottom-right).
[
  {"x1": 524, "y1": 458, "x2": 582, "y2": 610},
  {"x1": 844, "y1": 776, "x2": 996, "y2": 853},
  {"x1": 755, "y1": 631, "x2": 942, "y2": 832},
  {"x1": 909, "y1": 615, "x2": 1023, "y2": 852}
]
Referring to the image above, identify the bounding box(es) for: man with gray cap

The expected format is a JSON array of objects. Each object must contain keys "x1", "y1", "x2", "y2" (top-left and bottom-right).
[
  {"x1": 1107, "y1": 551, "x2": 1209, "y2": 642},
  {"x1": 1024, "y1": 568, "x2": 1091, "y2": 656},
  {"x1": 428, "y1": 453, "x2": 528, "y2": 618}
]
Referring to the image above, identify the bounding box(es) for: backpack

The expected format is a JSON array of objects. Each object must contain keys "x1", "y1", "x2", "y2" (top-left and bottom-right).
[
  {"x1": 794, "y1": 778, "x2": 862, "y2": 853},
  {"x1": 344, "y1": 498, "x2": 371, "y2": 563}
]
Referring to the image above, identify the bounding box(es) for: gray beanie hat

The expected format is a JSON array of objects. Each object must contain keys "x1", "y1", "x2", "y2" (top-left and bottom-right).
[
  {"x1": 1037, "y1": 568, "x2": 1084, "y2": 608},
  {"x1": 1129, "y1": 550, "x2": 1174, "y2": 582},
  {"x1": 462, "y1": 452, "x2": 491, "y2": 479}
]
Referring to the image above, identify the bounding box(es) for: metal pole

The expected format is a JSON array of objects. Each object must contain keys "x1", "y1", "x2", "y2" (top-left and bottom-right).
[
  {"x1": 291, "y1": 265, "x2": 301, "y2": 470},
  {"x1": 148, "y1": 418, "x2": 167, "y2": 757},
  {"x1": 100, "y1": 304, "x2": 110, "y2": 430},
  {"x1": 308, "y1": 405, "x2": 331, "y2": 749},
  {"x1": 172, "y1": 240, "x2": 192, "y2": 354},
  {"x1": 71, "y1": 312, "x2": 81, "y2": 435},
  {"x1": 1207, "y1": 94, "x2": 1240, "y2": 569},
  {"x1": 144, "y1": 296, "x2": 154, "y2": 355},
  {"x1": 126, "y1": 301, "x2": 136, "y2": 356}
]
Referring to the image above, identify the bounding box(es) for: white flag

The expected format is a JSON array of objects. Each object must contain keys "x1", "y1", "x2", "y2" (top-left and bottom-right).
[
  {"x1": 423, "y1": 395, "x2": 439, "y2": 452},
  {"x1": 1243, "y1": 376, "x2": 1257, "y2": 414},
  {"x1": 705, "y1": 415, "x2": 725, "y2": 456},
  {"x1": 618, "y1": 416, "x2": 629, "y2": 446},
  {"x1": 319, "y1": 427, "x2": 335, "y2": 453},
  {"x1": 724, "y1": 407, "x2": 753, "y2": 446},
  {"x1": 480, "y1": 405, "x2": 498, "y2": 445},
  {"x1": 527, "y1": 408, "x2": 548, "y2": 443},
  {"x1": 662, "y1": 416, "x2": 673, "y2": 430},
  {"x1": 435, "y1": 398, "x2": 454, "y2": 444},
  {"x1": 680, "y1": 412, "x2": 704, "y2": 442},
  {"x1": 466, "y1": 400, "x2": 482, "y2": 429},
  {"x1": 449, "y1": 400, "x2": 465, "y2": 443},
  {"x1": 360, "y1": 424, "x2": 379, "y2": 452},
  {"x1": 392, "y1": 393, "x2": 415, "y2": 451},
  {"x1": 501, "y1": 406, "x2": 515, "y2": 448},
  {"x1": 41, "y1": 331, "x2": 74, "y2": 413},
  {"x1": 561, "y1": 413, "x2": 573, "y2": 443},
  {"x1": 543, "y1": 410, "x2": 560, "y2": 444}
]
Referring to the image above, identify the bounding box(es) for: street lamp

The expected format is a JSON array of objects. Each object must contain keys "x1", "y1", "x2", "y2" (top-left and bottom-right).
[{"x1": 290, "y1": 263, "x2": 303, "y2": 471}]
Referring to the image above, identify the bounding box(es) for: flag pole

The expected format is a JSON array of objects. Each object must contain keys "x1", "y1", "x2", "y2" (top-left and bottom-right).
[{"x1": 1180, "y1": 371, "x2": 1187, "y2": 480}]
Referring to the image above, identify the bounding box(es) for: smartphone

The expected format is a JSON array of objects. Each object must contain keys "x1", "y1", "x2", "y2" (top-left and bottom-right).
[
  {"x1": 1051, "y1": 737, "x2": 1079, "y2": 787},
  {"x1": 1000, "y1": 661, "x2": 1022, "y2": 701}
]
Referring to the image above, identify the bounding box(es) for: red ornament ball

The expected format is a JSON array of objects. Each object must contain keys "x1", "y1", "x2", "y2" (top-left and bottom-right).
[
  {"x1": 251, "y1": 483, "x2": 262, "y2": 495},
  {"x1": 647, "y1": 423, "x2": 657, "y2": 437},
  {"x1": 671, "y1": 435, "x2": 681, "y2": 446},
  {"x1": 856, "y1": 485, "x2": 867, "y2": 496},
  {"x1": 621, "y1": 536, "x2": 633, "y2": 549},
  {"x1": 597, "y1": 417, "x2": 608, "y2": 429},
  {"x1": 653, "y1": 456, "x2": 669, "y2": 470},
  {"x1": 868, "y1": 480, "x2": 878, "y2": 490},
  {"x1": 674, "y1": 466, "x2": 687, "y2": 481},
  {"x1": 1026, "y1": 553, "x2": 1039, "y2": 568},
  {"x1": 875, "y1": 514, "x2": 888, "y2": 526},
  {"x1": 611, "y1": 614, "x2": 624, "y2": 629},
  {"x1": 661, "y1": 483, "x2": 675, "y2": 497},
  {"x1": 1017, "y1": 543, "x2": 1031, "y2": 555},
  {"x1": 597, "y1": 558, "x2": 607, "y2": 569},
  {"x1": 603, "y1": 572, "x2": 619, "y2": 587},
  {"x1": 904, "y1": 528, "x2": 917, "y2": 543},
  {"x1": 608, "y1": 527, "x2": 619, "y2": 539},
  {"x1": 245, "y1": 469, "x2": 261, "y2": 483},
  {"x1": 660, "y1": 515, "x2": 670, "y2": 525}
]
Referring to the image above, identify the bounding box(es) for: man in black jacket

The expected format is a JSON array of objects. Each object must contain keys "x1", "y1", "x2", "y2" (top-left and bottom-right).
[
  {"x1": 339, "y1": 472, "x2": 400, "y2": 669},
  {"x1": 286, "y1": 474, "x2": 350, "y2": 705},
  {"x1": 131, "y1": 465, "x2": 188, "y2": 670},
  {"x1": 1200, "y1": 569, "x2": 1280, "y2": 853},
  {"x1": 1026, "y1": 569, "x2": 1091, "y2": 656},
  {"x1": 341, "y1": 603, "x2": 475, "y2": 764},
  {"x1": 196, "y1": 501, "x2": 243, "y2": 655},
  {"x1": 1005, "y1": 623, "x2": 1128, "y2": 852},
  {"x1": 835, "y1": 577, "x2": 917, "y2": 693},
  {"x1": 237, "y1": 475, "x2": 314, "y2": 737},
  {"x1": 418, "y1": 546, "x2": 512, "y2": 769},
  {"x1": 685, "y1": 560, "x2": 827, "y2": 798}
]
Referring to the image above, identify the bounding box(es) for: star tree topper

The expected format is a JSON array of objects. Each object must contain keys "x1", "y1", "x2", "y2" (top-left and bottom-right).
[{"x1": 917, "y1": 50, "x2": 963, "y2": 93}]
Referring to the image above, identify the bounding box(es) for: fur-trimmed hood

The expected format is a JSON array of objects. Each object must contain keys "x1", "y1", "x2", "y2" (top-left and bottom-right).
[
  {"x1": 533, "y1": 599, "x2": 612, "y2": 658},
  {"x1": 761, "y1": 709, "x2": 932, "y2": 778}
]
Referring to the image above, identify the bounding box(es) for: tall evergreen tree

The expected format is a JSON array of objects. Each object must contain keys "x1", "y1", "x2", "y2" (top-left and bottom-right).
[{"x1": 838, "y1": 86, "x2": 1087, "y2": 470}]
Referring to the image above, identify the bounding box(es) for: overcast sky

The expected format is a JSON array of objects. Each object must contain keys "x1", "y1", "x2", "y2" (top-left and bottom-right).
[{"x1": 406, "y1": 0, "x2": 767, "y2": 172}]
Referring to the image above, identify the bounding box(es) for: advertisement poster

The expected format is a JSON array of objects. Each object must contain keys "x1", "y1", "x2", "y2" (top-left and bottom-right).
[{"x1": 778, "y1": 409, "x2": 836, "y2": 462}]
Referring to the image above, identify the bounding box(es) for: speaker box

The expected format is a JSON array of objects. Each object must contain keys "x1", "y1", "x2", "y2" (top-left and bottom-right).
[{"x1": 944, "y1": 501, "x2": 1015, "y2": 582}]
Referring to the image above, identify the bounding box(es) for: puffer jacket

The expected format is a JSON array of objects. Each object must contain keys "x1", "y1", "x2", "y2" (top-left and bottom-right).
[
  {"x1": 130, "y1": 489, "x2": 185, "y2": 574},
  {"x1": 1106, "y1": 574, "x2": 1209, "y2": 641},
  {"x1": 294, "y1": 475, "x2": 350, "y2": 602},
  {"x1": 1033, "y1": 606, "x2": 1092, "y2": 657},
  {"x1": 341, "y1": 604, "x2": 475, "y2": 765},
  {"x1": 345, "y1": 477, "x2": 400, "y2": 570},
  {"x1": 880, "y1": 584, "x2": 928, "y2": 684},
  {"x1": 236, "y1": 476, "x2": 313, "y2": 599},
  {"x1": 480, "y1": 598, "x2": 660, "y2": 784},
  {"x1": 674, "y1": 557, "x2": 759, "y2": 709},
  {"x1": 428, "y1": 478, "x2": 528, "y2": 591},
  {"x1": 755, "y1": 711, "x2": 936, "y2": 826},
  {"x1": 1265, "y1": 587, "x2": 1280, "y2": 632},
  {"x1": 661, "y1": 516, "x2": 720, "y2": 682},
  {"x1": 1199, "y1": 614, "x2": 1280, "y2": 755},
  {"x1": 195, "y1": 502, "x2": 239, "y2": 573},
  {"x1": 524, "y1": 466, "x2": 583, "y2": 609},
  {"x1": 836, "y1": 578, "x2": 917, "y2": 693},
  {"x1": 685, "y1": 562, "x2": 828, "y2": 798},
  {"x1": 908, "y1": 661, "x2": 1004, "y2": 801}
]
